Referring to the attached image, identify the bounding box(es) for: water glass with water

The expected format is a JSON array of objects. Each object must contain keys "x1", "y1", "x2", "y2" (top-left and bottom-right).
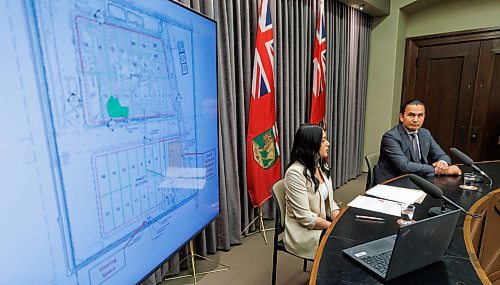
[{"x1": 398, "y1": 204, "x2": 416, "y2": 226}]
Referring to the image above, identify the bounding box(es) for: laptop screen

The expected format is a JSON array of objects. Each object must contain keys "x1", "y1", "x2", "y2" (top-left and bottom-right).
[
  {"x1": 386, "y1": 209, "x2": 461, "y2": 280},
  {"x1": 343, "y1": 209, "x2": 461, "y2": 281}
]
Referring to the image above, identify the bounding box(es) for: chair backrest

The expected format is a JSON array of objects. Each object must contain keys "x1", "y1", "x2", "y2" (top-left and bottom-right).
[
  {"x1": 271, "y1": 179, "x2": 286, "y2": 236},
  {"x1": 271, "y1": 179, "x2": 309, "y2": 285},
  {"x1": 365, "y1": 152, "x2": 380, "y2": 189}
]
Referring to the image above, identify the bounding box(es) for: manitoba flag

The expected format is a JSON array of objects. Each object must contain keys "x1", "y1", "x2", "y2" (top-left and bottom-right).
[
  {"x1": 310, "y1": 0, "x2": 327, "y2": 126},
  {"x1": 246, "y1": 0, "x2": 281, "y2": 207}
]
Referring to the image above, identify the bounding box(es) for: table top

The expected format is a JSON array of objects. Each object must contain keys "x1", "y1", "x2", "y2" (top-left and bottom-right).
[{"x1": 311, "y1": 161, "x2": 500, "y2": 285}]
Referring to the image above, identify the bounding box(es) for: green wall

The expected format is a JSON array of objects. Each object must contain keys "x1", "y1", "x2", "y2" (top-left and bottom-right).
[
  {"x1": 407, "y1": 0, "x2": 500, "y2": 37},
  {"x1": 362, "y1": 0, "x2": 500, "y2": 171}
]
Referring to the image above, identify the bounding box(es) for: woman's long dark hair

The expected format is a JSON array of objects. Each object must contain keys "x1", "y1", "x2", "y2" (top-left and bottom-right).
[{"x1": 287, "y1": 123, "x2": 330, "y2": 191}]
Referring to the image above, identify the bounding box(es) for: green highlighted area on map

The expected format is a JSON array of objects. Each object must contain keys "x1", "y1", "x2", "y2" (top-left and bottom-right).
[{"x1": 107, "y1": 96, "x2": 129, "y2": 118}]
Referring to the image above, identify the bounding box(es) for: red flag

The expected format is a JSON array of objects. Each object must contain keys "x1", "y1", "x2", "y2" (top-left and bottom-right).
[
  {"x1": 246, "y1": 0, "x2": 281, "y2": 207},
  {"x1": 310, "y1": 0, "x2": 327, "y2": 126}
]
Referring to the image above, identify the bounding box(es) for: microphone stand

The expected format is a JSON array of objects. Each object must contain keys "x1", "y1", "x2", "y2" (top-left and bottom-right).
[
  {"x1": 428, "y1": 201, "x2": 454, "y2": 217},
  {"x1": 470, "y1": 166, "x2": 493, "y2": 185},
  {"x1": 429, "y1": 196, "x2": 482, "y2": 218}
]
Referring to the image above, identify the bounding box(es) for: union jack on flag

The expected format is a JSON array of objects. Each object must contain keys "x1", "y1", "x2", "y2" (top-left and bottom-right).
[
  {"x1": 310, "y1": 0, "x2": 327, "y2": 126},
  {"x1": 246, "y1": 0, "x2": 281, "y2": 207},
  {"x1": 251, "y1": 0, "x2": 274, "y2": 99}
]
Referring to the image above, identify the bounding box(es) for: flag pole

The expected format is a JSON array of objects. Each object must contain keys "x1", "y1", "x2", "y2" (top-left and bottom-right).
[
  {"x1": 241, "y1": 205, "x2": 273, "y2": 244},
  {"x1": 163, "y1": 240, "x2": 230, "y2": 284}
]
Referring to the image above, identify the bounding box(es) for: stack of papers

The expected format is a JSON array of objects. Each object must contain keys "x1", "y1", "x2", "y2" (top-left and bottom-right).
[
  {"x1": 347, "y1": 185, "x2": 427, "y2": 217},
  {"x1": 365, "y1": 184, "x2": 426, "y2": 205},
  {"x1": 348, "y1": 196, "x2": 402, "y2": 216}
]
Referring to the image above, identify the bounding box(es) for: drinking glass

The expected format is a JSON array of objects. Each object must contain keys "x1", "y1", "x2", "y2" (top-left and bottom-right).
[
  {"x1": 460, "y1": 173, "x2": 478, "y2": 190},
  {"x1": 397, "y1": 204, "x2": 416, "y2": 226}
]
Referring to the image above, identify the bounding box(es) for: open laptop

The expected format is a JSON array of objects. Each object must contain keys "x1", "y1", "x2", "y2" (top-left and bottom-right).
[{"x1": 342, "y1": 209, "x2": 460, "y2": 281}]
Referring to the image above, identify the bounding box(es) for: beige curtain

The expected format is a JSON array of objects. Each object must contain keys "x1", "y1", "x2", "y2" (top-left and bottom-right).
[{"x1": 143, "y1": 0, "x2": 371, "y2": 283}]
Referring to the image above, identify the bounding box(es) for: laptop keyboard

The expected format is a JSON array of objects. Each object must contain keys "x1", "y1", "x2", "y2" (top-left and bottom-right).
[{"x1": 360, "y1": 251, "x2": 392, "y2": 274}]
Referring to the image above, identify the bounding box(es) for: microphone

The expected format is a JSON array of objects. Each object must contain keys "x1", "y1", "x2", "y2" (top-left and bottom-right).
[
  {"x1": 408, "y1": 174, "x2": 481, "y2": 218},
  {"x1": 450, "y1": 148, "x2": 492, "y2": 185},
  {"x1": 408, "y1": 174, "x2": 443, "y2": 199}
]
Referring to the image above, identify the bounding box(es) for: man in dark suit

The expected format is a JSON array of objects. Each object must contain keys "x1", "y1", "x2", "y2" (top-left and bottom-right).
[{"x1": 374, "y1": 99, "x2": 461, "y2": 184}]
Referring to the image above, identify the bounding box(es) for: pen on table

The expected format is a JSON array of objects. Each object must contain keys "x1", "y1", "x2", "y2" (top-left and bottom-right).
[{"x1": 355, "y1": 215, "x2": 385, "y2": 221}]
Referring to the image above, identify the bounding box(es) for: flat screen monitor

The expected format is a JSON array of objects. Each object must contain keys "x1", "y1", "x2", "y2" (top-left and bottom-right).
[{"x1": 0, "y1": 0, "x2": 219, "y2": 284}]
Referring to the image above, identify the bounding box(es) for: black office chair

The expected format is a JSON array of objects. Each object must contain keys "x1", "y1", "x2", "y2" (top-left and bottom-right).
[
  {"x1": 365, "y1": 152, "x2": 380, "y2": 190},
  {"x1": 271, "y1": 180, "x2": 311, "y2": 285}
]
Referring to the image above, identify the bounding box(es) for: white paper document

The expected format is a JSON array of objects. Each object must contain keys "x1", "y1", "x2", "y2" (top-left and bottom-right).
[
  {"x1": 366, "y1": 184, "x2": 426, "y2": 205},
  {"x1": 348, "y1": 195, "x2": 402, "y2": 217}
]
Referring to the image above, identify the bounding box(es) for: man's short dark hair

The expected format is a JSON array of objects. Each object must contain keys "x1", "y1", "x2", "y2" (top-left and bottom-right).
[{"x1": 400, "y1": 99, "x2": 424, "y2": 114}]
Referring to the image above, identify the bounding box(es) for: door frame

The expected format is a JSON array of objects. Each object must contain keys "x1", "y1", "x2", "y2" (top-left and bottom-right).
[{"x1": 402, "y1": 26, "x2": 500, "y2": 102}]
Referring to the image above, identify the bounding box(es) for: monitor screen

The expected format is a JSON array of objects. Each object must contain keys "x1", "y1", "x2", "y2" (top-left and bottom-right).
[{"x1": 0, "y1": 0, "x2": 219, "y2": 284}]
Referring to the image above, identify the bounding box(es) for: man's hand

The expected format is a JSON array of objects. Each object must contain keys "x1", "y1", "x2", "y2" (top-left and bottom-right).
[
  {"x1": 432, "y1": 161, "x2": 449, "y2": 175},
  {"x1": 444, "y1": 165, "x2": 462, "y2": 175},
  {"x1": 433, "y1": 162, "x2": 462, "y2": 176}
]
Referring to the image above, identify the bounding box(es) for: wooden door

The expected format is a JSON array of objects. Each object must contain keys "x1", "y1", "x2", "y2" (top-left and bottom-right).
[
  {"x1": 402, "y1": 28, "x2": 500, "y2": 162},
  {"x1": 474, "y1": 39, "x2": 500, "y2": 161},
  {"x1": 413, "y1": 42, "x2": 480, "y2": 155}
]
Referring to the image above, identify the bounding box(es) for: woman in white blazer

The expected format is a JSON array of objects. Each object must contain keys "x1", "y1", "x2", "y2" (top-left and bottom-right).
[{"x1": 283, "y1": 124, "x2": 340, "y2": 260}]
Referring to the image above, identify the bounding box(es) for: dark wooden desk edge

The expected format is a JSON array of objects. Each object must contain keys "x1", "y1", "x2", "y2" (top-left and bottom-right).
[
  {"x1": 309, "y1": 206, "x2": 348, "y2": 285},
  {"x1": 463, "y1": 188, "x2": 500, "y2": 285}
]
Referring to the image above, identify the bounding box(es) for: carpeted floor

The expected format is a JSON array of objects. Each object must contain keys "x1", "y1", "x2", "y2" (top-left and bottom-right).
[{"x1": 162, "y1": 173, "x2": 367, "y2": 285}]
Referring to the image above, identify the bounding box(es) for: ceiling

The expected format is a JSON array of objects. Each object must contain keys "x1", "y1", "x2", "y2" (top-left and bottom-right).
[{"x1": 337, "y1": 0, "x2": 447, "y2": 18}]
